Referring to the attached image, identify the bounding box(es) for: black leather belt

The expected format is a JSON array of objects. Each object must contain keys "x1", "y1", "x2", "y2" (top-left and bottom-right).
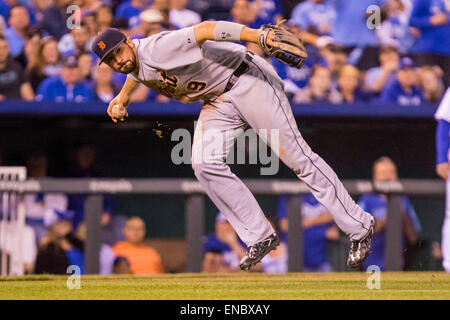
[{"x1": 224, "y1": 52, "x2": 254, "y2": 93}]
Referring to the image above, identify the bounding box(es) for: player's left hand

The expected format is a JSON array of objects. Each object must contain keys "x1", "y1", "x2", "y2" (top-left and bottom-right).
[
  {"x1": 436, "y1": 162, "x2": 450, "y2": 180},
  {"x1": 258, "y1": 21, "x2": 307, "y2": 69}
]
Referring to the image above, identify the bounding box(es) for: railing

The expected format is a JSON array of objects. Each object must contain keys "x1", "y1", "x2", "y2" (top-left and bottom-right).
[
  {"x1": 0, "y1": 178, "x2": 445, "y2": 273},
  {"x1": 0, "y1": 100, "x2": 438, "y2": 118}
]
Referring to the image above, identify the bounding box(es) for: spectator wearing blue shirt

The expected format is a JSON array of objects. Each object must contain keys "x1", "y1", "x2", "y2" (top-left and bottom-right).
[
  {"x1": 36, "y1": 55, "x2": 93, "y2": 102},
  {"x1": 33, "y1": 0, "x2": 68, "y2": 41},
  {"x1": 202, "y1": 212, "x2": 247, "y2": 272},
  {"x1": 249, "y1": 0, "x2": 283, "y2": 28},
  {"x1": 0, "y1": 0, "x2": 37, "y2": 26},
  {"x1": 358, "y1": 157, "x2": 421, "y2": 271},
  {"x1": 291, "y1": 0, "x2": 335, "y2": 36},
  {"x1": 293, "y1": 64, "x2": 336, "y2": 104},
  {"x1": 271, "y1": 56, "x2": 313, "y2": 99},
  {"x1": 379, "y1": 57, "x2": 423, "y2": 106},
  {"x1": 276, "y1": 194, "x2": 339, "y2": 272},
  {"x1": 376, "y1": 0, "x2": 419, "y2": 54},
  {"x1": 289, "y1": 0, "x2": 335, "y2": 50},
  {"x1": 3, "y1": 5, "x2": 31, "y2": 58},
  {"x1": 116, "y1": 0, "x2": 150, "y2": 29},
  {"x1": 331, "y1": 0, "x2": 387, "y2": 70},
  {"x1": 409, "y1": 0, "x2": 450, "y2": 86},
  {"x1": 364, "y1": 45, "x2": 400, "y2": 95}
]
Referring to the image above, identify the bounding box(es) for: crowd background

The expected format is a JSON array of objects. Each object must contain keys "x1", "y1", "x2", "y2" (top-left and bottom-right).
[
  {"x1": 0, "y1": 0, "x2": 448, "y2": 106},
  {"x1": 0, "y1": 0, "x2": 448, "y2": 275}
]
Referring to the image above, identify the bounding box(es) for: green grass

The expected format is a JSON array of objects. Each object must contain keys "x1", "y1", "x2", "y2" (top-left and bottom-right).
[{"x1": 0, "y1": 272, "x2": 449, "y2": 300}]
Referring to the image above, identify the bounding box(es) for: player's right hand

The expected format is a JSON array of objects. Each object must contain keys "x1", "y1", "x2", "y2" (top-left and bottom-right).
[
  {"x1": 436, "y1": 162, "x2": 450, "y2": 180},
  {"x1": 107, "y1": 95, "x2": 130, "y2": 123}
]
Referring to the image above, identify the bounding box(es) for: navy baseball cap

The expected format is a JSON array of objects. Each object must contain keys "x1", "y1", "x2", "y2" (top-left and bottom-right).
[
  {"x1": 398, "y1": 57, "x2": 415, "y2": 70},
  {"x1": 92, "y1": 28, "x2": 127, "y2": 65}
]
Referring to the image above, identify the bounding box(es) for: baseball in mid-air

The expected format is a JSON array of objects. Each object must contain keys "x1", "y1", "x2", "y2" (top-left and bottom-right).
[{"x1": 111, "y1": 104, "x2": 126, "y2": 118}]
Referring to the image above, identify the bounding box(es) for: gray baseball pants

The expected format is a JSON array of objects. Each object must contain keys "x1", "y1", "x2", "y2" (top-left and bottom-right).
[{"x1": 191, "y1": 53, "x2": 372, "y2": 246}]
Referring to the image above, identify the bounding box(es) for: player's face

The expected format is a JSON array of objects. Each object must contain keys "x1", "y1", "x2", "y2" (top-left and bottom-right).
[{"x1": 104, "y1": 41, "x2": 137, "y2": 74}]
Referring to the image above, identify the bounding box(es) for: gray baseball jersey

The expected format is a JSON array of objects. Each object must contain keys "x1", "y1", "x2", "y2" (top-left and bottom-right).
[
  {"x1": 127, "y1": 27, "x2": 247, "y2": 103},
  {"x1": 128, "y1": 27, "x2": 372, "y2": 246}
]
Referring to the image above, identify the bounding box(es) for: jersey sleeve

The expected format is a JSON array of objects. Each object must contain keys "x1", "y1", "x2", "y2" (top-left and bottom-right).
[
  {"x1": 435, "y1": 87, "x2": 450, "y2": 122},
  {"x1": 436, "y1": 119, "x2": 450, "y2": 164},
  {"x1": 150, "y1": 27, "x2": 203, "y2": 70}
]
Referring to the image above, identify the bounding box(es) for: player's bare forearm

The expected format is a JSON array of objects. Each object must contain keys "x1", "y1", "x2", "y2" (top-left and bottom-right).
[
  {"x1": 118, "y1": 77, "x2": 139, "y2": 107},
  {"x1": 194, "y1": 21, "x2": 260, "y2": 47}
]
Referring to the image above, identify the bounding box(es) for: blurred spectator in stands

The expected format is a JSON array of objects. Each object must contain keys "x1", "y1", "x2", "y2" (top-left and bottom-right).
[
  {"x1": 364, "y1": 45, "x2": 400, "y2": 95},
  {"x1": 379, "y1": 57, "x2": 423, "y2": 106},
  {"x1": 291, "y1": 0, "x2": 335, "y2": 37},
  {"x1": 418, "y1": 65, "x2": 444, "y2": 104},
  {"x1": 13, "y1": 26, "x2": 42, "y2": 70},
  {"x1": 26, "y1": 35, "x2": 61, "y2": 92},
  {"x1": 82, "y1": 10, "x2": 99, "y2": 40},
  {"x1": 202, "y1": 212, "x2": 247, "y2": 272},
  {"x1": 77, "y1": 50, "x2": 93, "y2": 81},
  {"x1": 293, "y1": 64, "x2": 335, "y2": 104},
  {"x1": 272, "y1": 56, "x2": 313, "y2": 100},
  {"x1": 136, "y1": 7, "x2": 165, "y2": 38},
  {"x1": 331, "y1": 65, "x2": 370, "y2": 104},
  {"x1": 376, "y1": 0, "x2": 419, "y2": 55},
  {"x1": 93, "y1": 62, "x2": 121, "y2": 103},
  {"x1": 34, "y1": 220, "x2": 84, "y2": 274},
  {"x1": 319, "y1": 43, "x2": 347, "y2": 87},
  {"x1": 150, "y1": 0, "x2": 170, "y2": 27},
  {"x1": 248, "y1": 0, "x2": 283, "y2": 28},
  {"x1": 34, "y1": 0, "x2": 68, "y2": 41},
  {"x1": 110, "y1": 17, "x2": 133, "y2": 38},
  {"x1": 36, "y1": 55, "x2": 93, "y2": 102},
  {"x1": 231, "y1": 0, "x2": 252, "y2": 26},
  {"x1": 276, "y1": 194, "x2": 339, "y2": 272},
  {"x1": 58, "y1": 21, "x2": 91, "y2": 57},
  {"x1": 113, "y1": 256, "x2": 132, "y2": 274},
  {"x1": 230, "y1": 0, "x2": 263, "y2": 56},
  {"x1": 76, "y1": 223, "x2": 116, "y2": 275},
  {"x1": 260, "y1": 219, "x2": 287, "y2": 273},
  {"x1": 66, "y1": 141, "x2": 126, "y2": 245},
  {"x1": 410, "y1": 0, "x2": 450, "y2": 87},
  {"x1": 169, "y1": 0, "x2": 200, "y2": 29},
  {"x1": 24, "y1": 152, "x2": 69, "y2": 244},
  {"x1": 0, "y1": 0, "x2": 37, "y2": 23},
  {"x1": 116, "y1": 0, "x2": 150, "y2": 29},
  {"x1": 0, "y1": 35, "x2": 34, "y2": 100},
  {"x1": 3, "y1": 5, "x2": 31, "y2": 58},
  {"x1": 96, "y1": 5, "x2": 113, "y2": 32},
  {"x1": 81, "y1": 0, "x2": 102, "y2": 12},
  {"x1": 358, "y1": 156, "x2": 421, "y2": 271},
  {"x1": 189, "y1": 0, "x2": 233, "y2": 21},
  {"x1": 112, "y1": 216, "x2": 164, "y2": 274},
  {"x1": 331, "y1": 0, "x2": 384, "y2": 71},
  {"x1": 289, "y1": 0, "x2": 335, "y2": 50}
]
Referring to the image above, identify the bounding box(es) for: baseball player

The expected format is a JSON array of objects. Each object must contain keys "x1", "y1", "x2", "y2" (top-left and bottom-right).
[
  {"x1": 435, "y1": 87, "x2": 450, "y2": 272},
  {"x1": 91, "y1": 20, "x2": 375, "y2": 271}
]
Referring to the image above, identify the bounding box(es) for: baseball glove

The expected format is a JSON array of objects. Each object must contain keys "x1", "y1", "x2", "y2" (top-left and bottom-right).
[{"x1": 258, "y1": 20, "x2": 307, "y2": 69}]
